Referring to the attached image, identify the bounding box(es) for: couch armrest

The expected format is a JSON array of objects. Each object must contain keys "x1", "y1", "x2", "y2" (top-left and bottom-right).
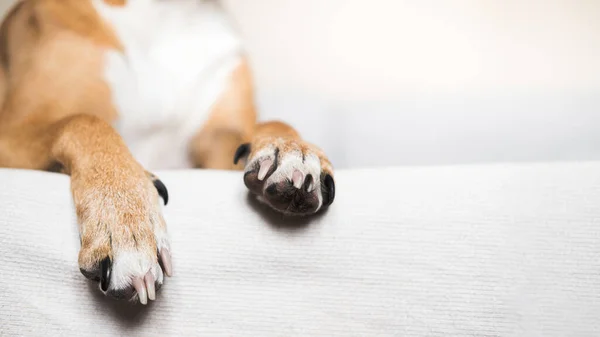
[{"x1": 1, "y1": 163, "x2": 599, "y2": 336}]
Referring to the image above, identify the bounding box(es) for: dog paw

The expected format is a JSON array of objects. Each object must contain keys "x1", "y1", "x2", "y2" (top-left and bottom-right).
[
  {"x1": 74, "y1": 166, "x2": 172, "y2": 304},
  {"x1": 235, "y1": 137, "x2": 335, "y2": 215}
]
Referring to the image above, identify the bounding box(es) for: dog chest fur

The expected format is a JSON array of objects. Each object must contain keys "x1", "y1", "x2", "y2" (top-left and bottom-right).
[{"x1": 93, "y1": 0, "x2": 243, "y2": 169}]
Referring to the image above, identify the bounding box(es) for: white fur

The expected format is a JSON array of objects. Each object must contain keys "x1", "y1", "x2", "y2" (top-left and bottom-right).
[
  {"x1": 94, "y1": 0, "x2": 244, "y2": 170},
  {"x1": 108, "y1": 249, "x2": 164, "y2": 292},
  {"x1": 153, "y1": 200, "x2": 171, "y2": 254}
]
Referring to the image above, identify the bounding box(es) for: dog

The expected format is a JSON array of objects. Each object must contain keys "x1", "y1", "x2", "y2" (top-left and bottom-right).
[{"x1": 0, "y1": 0, "x2": 335, "y2": 304}]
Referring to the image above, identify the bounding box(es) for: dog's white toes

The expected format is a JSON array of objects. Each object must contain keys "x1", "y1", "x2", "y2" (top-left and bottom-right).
[
  {"x1": 133, "y1": 277, "x2": 148, "y2": 305},
  {"x1": 160, "y1": 248, "x2": 173, "y2": 277}
]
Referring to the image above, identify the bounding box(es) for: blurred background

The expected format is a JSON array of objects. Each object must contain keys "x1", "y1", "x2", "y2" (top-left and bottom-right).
[{"x1": 3, "y1": 0, "x2": 599, "y2": 169}]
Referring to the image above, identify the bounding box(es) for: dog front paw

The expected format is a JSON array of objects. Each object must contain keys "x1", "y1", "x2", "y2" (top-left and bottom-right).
[
  {"x1": 74, "y1": 165, "x2": 172, "y2": 304},
  {"x1": 236, "y1": 137, "x2": 335, "y2": 216}
]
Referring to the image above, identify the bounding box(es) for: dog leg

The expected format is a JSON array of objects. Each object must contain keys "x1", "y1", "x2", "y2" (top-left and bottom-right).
[
  {"x1": 189, "y1": 59, "x2": 335, "y2": 215},
  {"x1": 0, "y1": 1, "x2": 173, "y2": 303},
  {"x1": 0, "y1": 114, "x2": 172, "y2": 303}
]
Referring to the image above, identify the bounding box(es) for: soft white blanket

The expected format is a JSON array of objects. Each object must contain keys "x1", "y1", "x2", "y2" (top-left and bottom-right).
[{"x1": 1, "y1": 163, "x2": 599, "y2": 336}]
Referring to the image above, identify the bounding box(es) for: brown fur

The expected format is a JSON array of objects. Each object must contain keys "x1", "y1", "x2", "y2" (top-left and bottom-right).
[
  {"x1": 0, "y1": 1, "x2": 121, "y2": 165},
  {"x1": 103, "y1": 0, "x2": 126, "y2": 6}
]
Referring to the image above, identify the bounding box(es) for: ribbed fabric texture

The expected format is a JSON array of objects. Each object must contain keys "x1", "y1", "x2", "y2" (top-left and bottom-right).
[{"x1": 1, "y1": 163, "x2": 599, "y2": 336}]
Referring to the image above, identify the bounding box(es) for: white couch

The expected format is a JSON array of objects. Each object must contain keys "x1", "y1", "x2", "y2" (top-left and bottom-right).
[{"x1": 1, "y1": 163, "x2": 599, "y2": 336}]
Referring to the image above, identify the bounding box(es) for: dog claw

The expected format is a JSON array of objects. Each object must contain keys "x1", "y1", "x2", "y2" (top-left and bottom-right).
[
  {"x1": 133, "y1": 277, "x2": 148, "y2": 305},
  {"x1": 233, "y1": 143, "x2": 251, "y2": 165},
  {"x1": 144, "y1": 271, "x2": 156, "y2": 301},
  {"x1": 153, "y1": 178, "x2": 169, "y2": 205},
  {"x1": 322, "y1": 174, "x2": 336, "y2": 207},
  {"x1": 258, "y1": 159, "x2": 273, "y2": 181},
  {"x1": 292, "y1": 169, "x2": 304, "y2": 189},
  {"x1": 160, "y1": 248, "x2": 173, "y2": 277},
  {"x1": 100, "y1": 257, "x2": 112, "y2": 292}
]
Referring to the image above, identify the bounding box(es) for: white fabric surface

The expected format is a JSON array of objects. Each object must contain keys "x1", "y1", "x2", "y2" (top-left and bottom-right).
[{"x1": 1, "y1": 163, "x2": 600, "y2": 336}]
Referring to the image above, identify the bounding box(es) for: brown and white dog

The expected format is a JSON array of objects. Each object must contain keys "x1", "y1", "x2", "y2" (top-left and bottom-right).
[{"x1": 0, "y1": 0, "x2": 335, "y2": 304}]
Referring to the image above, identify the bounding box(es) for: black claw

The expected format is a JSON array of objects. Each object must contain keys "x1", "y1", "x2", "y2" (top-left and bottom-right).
[
  {"x1": 100, "y1": 257, "x2": 112, "y2": 292},
  {"x1": 321, "y1": 174, "x2": 336, "y2": 207},
  {"x1": 153, "y1": 178, "x2": 169, "y2": 205},
  {"x1": 234, "y1": 143, "x2": 251, "y2": 165}
]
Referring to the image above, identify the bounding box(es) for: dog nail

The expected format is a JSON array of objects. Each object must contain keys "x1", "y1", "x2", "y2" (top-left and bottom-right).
[
  {"x1": 258, "y1": 159, "x2": 273, "y2": 181},
  {"x1": 145, "y1": 271, "x2": 156, "y2": 301},
  {"x1": 133, "y1": 277, "x2": 148, "y2": 305},
  {"x1": 153, "y1": 178, "x2": 169, "y2": 206},
  {"x1": 100, "y1": 257, "x2": 112, "y2": 292},
  {"x1": 233, "y1": 143, "x2": 251, "y2": 165},
  {"x1": 322, "y1": 174, "x2": 336, "y2": 207},
  {"x1": 292, "y1": 169, "x2": 304, "y2": 189},
  {"x1": 160, "y1": 248, "x2": 173, "y2": 277}
]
